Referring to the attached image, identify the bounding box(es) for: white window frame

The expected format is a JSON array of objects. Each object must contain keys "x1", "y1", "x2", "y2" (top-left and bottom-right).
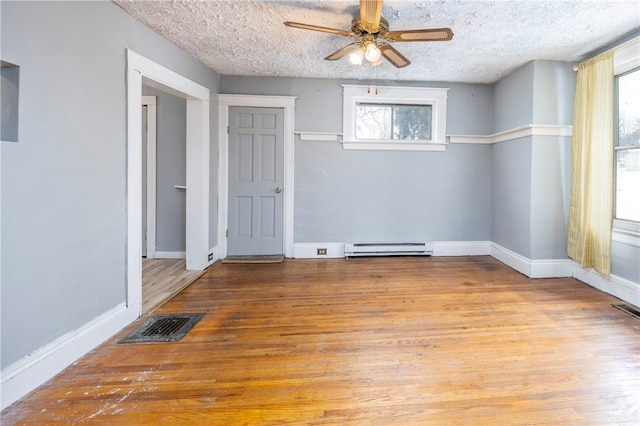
[
  {"x1": 613, "y1": 37, "x2": 640, "y2": 247},
  {"x1": 342, "y1": 84, "x2": 448, "y2": 151}
]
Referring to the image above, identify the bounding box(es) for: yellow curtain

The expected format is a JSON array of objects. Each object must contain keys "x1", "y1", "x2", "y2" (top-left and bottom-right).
[{"x1": 567, "y1": 51, "x2": 614, "y2": 276}]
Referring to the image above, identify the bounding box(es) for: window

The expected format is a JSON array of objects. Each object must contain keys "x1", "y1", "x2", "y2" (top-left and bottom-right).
[
  {"x1": 613, "y1": 37, "x2": 640, "y2": 245},
  {"x1": 342, "y1": 85, "x2": 448, "y2": 151},
  {"x1": 355, "y1": 103, "x2": 432, "y2": 141},
  {"x1": 615, "y1": 68, "x2": 640, "y2": 223}
]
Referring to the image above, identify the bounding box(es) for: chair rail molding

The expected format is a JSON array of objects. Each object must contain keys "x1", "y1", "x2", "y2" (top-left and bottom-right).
[{"x1": 449, "y1": 124, "x2": 573, "y2": 144}]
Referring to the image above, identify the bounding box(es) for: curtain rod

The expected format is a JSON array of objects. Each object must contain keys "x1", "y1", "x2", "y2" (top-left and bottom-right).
[{"x1": 573, "y1": 35, "x2": 639, "y2": 71}]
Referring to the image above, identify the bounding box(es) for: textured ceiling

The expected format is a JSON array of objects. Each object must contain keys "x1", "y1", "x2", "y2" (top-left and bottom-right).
[{"x1": 114, "y1": 0, "x2": 640, "y2": 84}]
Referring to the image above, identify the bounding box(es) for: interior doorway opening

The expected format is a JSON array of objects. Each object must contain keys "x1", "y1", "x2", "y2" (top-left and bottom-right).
[
  {"x1": 126, "y1": 49, "x2": 210, "y2": 317},
  {"x1": 140, "y1": 88, "x2": 200, "y2": 313}
]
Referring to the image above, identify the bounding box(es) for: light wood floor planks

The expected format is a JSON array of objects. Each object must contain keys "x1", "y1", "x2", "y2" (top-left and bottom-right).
[
  {"x1": 142, "y1": 258, "x2": 205, "y2": 313},
  {"x1": 2, "y1": 256, "x2": 639, "y2": 425}
]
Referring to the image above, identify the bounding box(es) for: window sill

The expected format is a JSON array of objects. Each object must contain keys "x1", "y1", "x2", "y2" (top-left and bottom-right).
[
  {"x1": 613, "y1": 219, "x2": 640, "y2": 247},
  {"x1": 341, "y1": 140, "x2": 447, "y2": 151}
]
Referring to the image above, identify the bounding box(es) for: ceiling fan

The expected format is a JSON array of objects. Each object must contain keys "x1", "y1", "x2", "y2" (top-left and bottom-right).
[{"x1": 284, "y1": 0, "x2": 453, "y2": 68}]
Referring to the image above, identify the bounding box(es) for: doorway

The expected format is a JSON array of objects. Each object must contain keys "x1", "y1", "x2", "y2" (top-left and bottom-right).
[
  {"x1": 141, "y1": 90, "x2": 199, "y2": 313},
  {"x1": 227, "y1": 106, "x2": 285, "y2": 256},
  {"x1": 217, "y1": 95, "x2": 296, "y2": 259},
  {"x1": 142, "y1": 86, "x2": 189, "y2": 259},
  {"x1": 126, "y1": 49, "x2": 210, "y2": 317}
]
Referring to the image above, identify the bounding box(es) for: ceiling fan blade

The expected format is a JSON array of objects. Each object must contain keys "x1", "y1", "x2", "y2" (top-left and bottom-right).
[
  {"x1": 360, "y1": 0, "x2": 383, "y2": 33},
  {"x1": 385, "y1": 28, "x2": 454, "y2": 42},
  {"x1": 379, "y1": 44, "x2": 411, "y2": 68},
  {"x1": 324, "y1": 43, "x2": 360, "y2": 61},
  {"x1": 284, "y1": 21, "x2": 352, "y2": 37}
]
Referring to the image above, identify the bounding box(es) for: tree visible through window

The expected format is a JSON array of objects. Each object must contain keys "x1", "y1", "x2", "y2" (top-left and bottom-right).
[
  {"x1": 615, "y1": 67, "x2": 640, "y2": 222},
  {"x1": 355, "y1": 103, "x2": 432, "y2": 141}
]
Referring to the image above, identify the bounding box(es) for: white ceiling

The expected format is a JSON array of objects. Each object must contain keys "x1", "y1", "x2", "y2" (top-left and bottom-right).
[{"x1": 114, "y1": 0, "x2": 640, "y2": 84}]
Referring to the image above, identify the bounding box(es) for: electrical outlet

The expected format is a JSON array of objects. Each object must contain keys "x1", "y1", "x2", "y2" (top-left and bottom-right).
[
  {"x1": 317, "y1": 248, "x2": 327, "y2": 255},
  {"x1": 208, "y1": 252, "x2": 214, "y2": 261}
]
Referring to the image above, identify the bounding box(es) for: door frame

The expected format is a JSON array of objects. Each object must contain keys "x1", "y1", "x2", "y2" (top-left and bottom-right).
[
  {"x1": 218, "y1": 94, "x2": 296, "y2": 258},
  {"x1": 127, "y1": 50, "x2": 210, "y2": 316},
  {"x1": 141, "y1": 96, "x2": 157, "y2": 259}
]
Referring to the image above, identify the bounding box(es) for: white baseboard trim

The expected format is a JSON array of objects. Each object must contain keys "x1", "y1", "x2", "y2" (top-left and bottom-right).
[
  {"x1": 433, "y1": 241, "x2": 491, "y2": 256},
  {"x1": 0, "y1": 303, "x2": 137, "y2": 410},
  {"x1": 530, "y1": 258, "x2": 573, "y2": 278},
  {"x1": 490, "y1": 243, "x2": 532, "y2": 276},
  {"x1": 154, "y1": 251, "x2": 186, "y2": 259},
  {"x1": 489, "y1": 243, "x2": 638, "y2": 305},
  {"x1": 572, "y1": 263, "x2": 640, "y2": 307},
  {"x1": 489, "y1": 243, "x2": 573, "y2": 278},
  {"x1": 293, "y1": 243, "x2": 345, "y2": 258}
]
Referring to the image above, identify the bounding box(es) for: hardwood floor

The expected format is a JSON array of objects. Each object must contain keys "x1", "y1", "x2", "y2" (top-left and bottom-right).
[
  {"x1": 142, "y1": 258, "x2": 205, "y2": 313},
  {"x1": 2, "y1": 257, "x2": 639, "y2": 425}
]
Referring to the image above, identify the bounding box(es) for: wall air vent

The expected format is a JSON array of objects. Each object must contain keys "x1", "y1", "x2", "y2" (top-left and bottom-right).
[
  {"x1": 345, "y1": 242, "x2": 434, "y2": 257},
  {"x1": 612, "y1": 304, "x2": 640, "y2": 319}
]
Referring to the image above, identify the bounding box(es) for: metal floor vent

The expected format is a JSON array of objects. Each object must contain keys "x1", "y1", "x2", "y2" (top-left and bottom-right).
[
  {"x1": 612, "y1": 304, "x2": 640, "y2": 319},
  {"x1": 119, "y1": 313, "x2": 205, "y2": 343}
]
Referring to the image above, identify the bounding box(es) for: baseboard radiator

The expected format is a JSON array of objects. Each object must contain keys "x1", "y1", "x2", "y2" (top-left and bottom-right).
[{"x1": 344, "y1": 242, "x2": 434, "y2": 257}]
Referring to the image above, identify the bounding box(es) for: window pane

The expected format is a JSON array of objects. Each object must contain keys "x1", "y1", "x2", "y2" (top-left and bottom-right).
[
  {"x1": 616, "y1": 148, "x2": 640, "y2": 222},
  {"x1": 392, "y1": 105, "x2": 432, "y2": 140},
  {"x1": 356, "y1": 103, "x2": 432, "y2": 141},
  {"x1": 355, "y1": 104, "x2": 392, "y2": 139},
  {"x1": 618, "y1": 69, "x2": 640, "y2": 147}
]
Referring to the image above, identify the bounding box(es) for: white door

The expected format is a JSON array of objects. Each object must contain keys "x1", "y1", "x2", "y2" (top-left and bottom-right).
[{"x1": 227, "y1": 106, "x2": 284, "y2": 256}]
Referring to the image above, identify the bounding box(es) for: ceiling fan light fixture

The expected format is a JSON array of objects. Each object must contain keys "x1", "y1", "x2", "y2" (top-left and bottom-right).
[
  {"x1": 364, "y1": 42, "x2": 382, "y2": 62},
  {"x1": 284, "y1": 0, "x2": 453, "y2": 69},
  {"x1": 348, "y1": 47, "x2": 365, "y2": 65}
]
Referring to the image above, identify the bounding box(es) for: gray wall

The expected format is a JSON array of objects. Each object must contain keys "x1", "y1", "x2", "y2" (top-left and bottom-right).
[
  {"x1": 530, "y1": 62, "x2": 575, "y2": 260},
  {"x1": 611, "y1": 241, "x2": 640, "y2": 283},
  {"x1": 491, "y1": 61, "x2": 575, "y2": 261},
  {"x1": 491, "y1": 137, "x2": 532, "y2": 257},
  {"x1": 295, "y1": 143, "x2": 491, "y2": 243},
  {"x1": 1, "y1": 1, "x2": 219, "y2": 369},
  {"x1": 530, "y1": 135, "x2": 571, "y2": 259},
  {"x1": 221, "y1": 77, "x2": 494, "y2": 243},
  {"x1": 533, "y1": 61, "x2": 576, "y2": 126},
  {"x1": 142, "y1": 85, "x2": 187, "y2": 252},
  {"x1": 221, "y1": 77, "x2": 494, "y2": 135},
  {"x1": 493, "y1": 62, "x2": 534, "y2": 133}
]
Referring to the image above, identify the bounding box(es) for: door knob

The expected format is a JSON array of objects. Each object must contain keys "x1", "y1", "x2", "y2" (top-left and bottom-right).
[{"x1": 275, "y1": 187, "x2": 283, "y2": 193}]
